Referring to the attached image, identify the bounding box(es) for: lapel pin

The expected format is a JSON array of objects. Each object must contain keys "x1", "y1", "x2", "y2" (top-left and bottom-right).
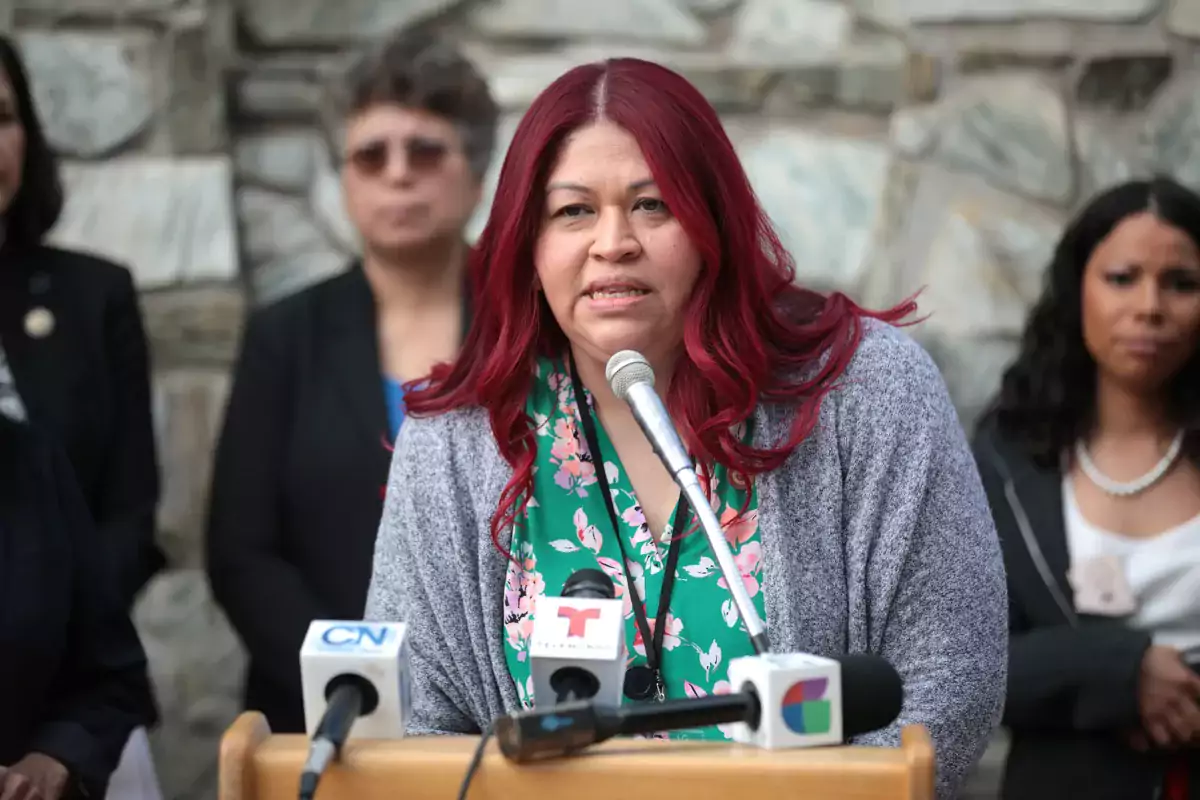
[{"x1": 24, "y1": 306, "x2": 54, "y2": 338}]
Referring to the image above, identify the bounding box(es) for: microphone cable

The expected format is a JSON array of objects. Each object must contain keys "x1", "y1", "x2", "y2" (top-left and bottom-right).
[
  {"x1": 456, "y1": 721, "x2": 495, "y2": 800},
  {"x1": 297, "y1": 675, "x2": 378, "y2": 800}
]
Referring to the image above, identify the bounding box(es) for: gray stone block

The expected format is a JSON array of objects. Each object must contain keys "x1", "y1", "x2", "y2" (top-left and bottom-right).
[
  {"x1": 908, "y1": 74, "x2": 1076, "y2": 206},
  {"x1": 152, "y1": 370, "x2": 232, "y2": 568},
  {"x1": 729, "y1": 0, "x2": 853, "y2": 59},
  {"x1": 1168, "y1": 0, "x2": 1200, "y2": 38},
  {"x1": 13, "y1": 0, "x2": 187, "y2": 25},
  {"x1": 468, "y1": 0, "x2": 708, "y2": 44},
  {"x1": 163, "y1": 6, "x2": 232, "y2": 154},
  {"x1": 849, "y1": 0, "x2": 906, "y2": 28},
  {"x1": 734, "y1": 125, "x2": 894, "y2": 295},
  {"x1": 240, "y1": 0, "x2": 463, "y2": 46},
  {"x1": 903, "y1": 0, "x2": 1161, "y2": 24},
  {"x1": 135, "y1": 568, "x2": 245, "y2": 800},
  {"x1": 235, "y1": 129, "x2": 325, "y2": 193},
  {"x1": 1076, "y1": 55, "x2": 1173, "y2": 111},
  {"x1": 307, "y1": 152, "x2": 362, "y2": 255},
  {"x1": 1075, "y1": 112, "x2": 1144, "y2": 201},
  {"x1": 233, "y1": 63, "x2": 327, "y2": 122},
  {"x1": 680, "y1": 0, "x2": 741, "y2": 14},
  {"x1": 142, "y1": 285, "x2": 247, "y2": 368},
  {"x1": 1141, "y1": 71, "x2": 1200, "y2": 192},
  {"x1": 237, "y1": 187, "x2": 351, "y2": 304},
  {"x1": 17, "y1": 29, "x2": 156, "y2": 158},
  {"x1": 49, "y1": 157, "x2": 239, "y2": 289},
  {"x1": 16, "y1": 0, "x2": 182, "y2": 11},
  {"x1": 465, "y1": 114, "x2": 521, "y2": 243},
  {"x1": 861, "y1": 165, "x2": 1064, "y2": 424}
]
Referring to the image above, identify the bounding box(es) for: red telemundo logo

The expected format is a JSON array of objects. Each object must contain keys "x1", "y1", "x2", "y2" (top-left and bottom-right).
[{"x1": 558, "y1": 606, "x2": 602, "y2": 637}]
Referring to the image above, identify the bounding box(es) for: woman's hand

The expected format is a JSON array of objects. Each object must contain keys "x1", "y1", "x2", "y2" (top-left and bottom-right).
[
  {"x1": 1138, "y1": 645, "x2": 1200, "y2": 748},
  {"x1": 0, "y1": 754, "x2": 69, "y2": 800}
]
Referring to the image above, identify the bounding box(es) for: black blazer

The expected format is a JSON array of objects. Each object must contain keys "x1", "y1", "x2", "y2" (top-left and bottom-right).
[
  {"x1": 973, "y1": 418, "x2": 1200, "y2": 799},
  {"x1": 205, "y1": 263, "x2": 470, "y2": 733},
  {"x1": 0, "y1": 415, "x2": 156, "y2": 796},
  {"x1": 0, "y1": 244, "x2": 164, "y2": 607}
]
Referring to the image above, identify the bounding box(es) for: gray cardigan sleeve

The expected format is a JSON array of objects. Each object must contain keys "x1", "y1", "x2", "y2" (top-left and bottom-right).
[
  {"x1": 363, "y1": 413, "x2": 481, "y2": 736},
  {"x1": 837, "y1": 328, "x2": 1008, "y2": 799}
]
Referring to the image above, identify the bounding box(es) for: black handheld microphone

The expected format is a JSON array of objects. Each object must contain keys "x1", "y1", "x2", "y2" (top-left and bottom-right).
[
  {"x1": 296, "y1": 620, "x2": 409, "y2": 800},
  {"x1": 299, "y1": 674, "x2": 379, "y2": 798},
  {"x1": 550, "y1": 569, "x2": 617, "y2": 703},
  {"x1": 530, "y1": 568, "x2": 625, "y2": 709},
  {"x1": 562, "y1": 568, "x2": 615, "y2": 599},
  {"x1": 494, "y1": 653, "x2": 903, "y2": 763}
]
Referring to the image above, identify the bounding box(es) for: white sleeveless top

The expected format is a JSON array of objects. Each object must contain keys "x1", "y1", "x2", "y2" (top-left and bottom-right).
[{"x1": 1064, "y1": 476, "x2": 1200, "y2": 655}]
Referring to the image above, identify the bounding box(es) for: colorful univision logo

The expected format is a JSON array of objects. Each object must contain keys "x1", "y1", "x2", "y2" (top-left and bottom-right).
[{"x1": 780, "y1": 678, "x2": 832, "y2": 734}]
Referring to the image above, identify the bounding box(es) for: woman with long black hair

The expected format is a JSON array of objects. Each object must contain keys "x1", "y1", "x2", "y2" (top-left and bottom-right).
[{"x1": 975, "y1": 176, "x2": 1200, "y2": 799}]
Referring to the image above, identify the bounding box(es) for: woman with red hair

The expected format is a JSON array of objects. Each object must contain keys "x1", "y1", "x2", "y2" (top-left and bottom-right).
[{"x1": 365, "y1": 58, "x2": 1006, "y2": 798}]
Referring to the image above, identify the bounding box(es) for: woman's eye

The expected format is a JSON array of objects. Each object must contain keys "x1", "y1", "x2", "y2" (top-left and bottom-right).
[{"x1": 554, "y1": 204, "x2": 590, "y2": 218}]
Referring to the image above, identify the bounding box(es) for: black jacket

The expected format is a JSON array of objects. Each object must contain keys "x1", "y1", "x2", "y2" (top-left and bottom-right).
[
  {"x1": 973, "y1": 418, "x2": 1200, "y2": 799},
  {"x1": 0, "y1": 415, "x2": 156, "y2": 796},
  {"x1": 0, "y1": 244, "x2": 164, "y2": 607},
  {"x1": 205, "y1": 264, "x2": 470, "y2": 733}
]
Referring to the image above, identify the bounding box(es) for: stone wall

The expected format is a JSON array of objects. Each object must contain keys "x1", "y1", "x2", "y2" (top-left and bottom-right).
[{"x1": 6, "y1": 0, "x2": 1200, "y2": 797}]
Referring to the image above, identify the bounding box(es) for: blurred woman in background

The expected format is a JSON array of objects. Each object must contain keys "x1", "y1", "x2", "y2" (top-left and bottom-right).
[
  {"x1": 975, "y1": 177, "x2": 1200, "y2": 799},
  {"x1": 0, "y1": 34, "x2": 163, "y2": 799},
  {"x1": 206, "y1": 29, "x2": 499, "y2": 733},
  {"x1": 0, "y1": 414, "x2": 155, "y2": 800},
  {"x1": 0, "y1": 36, "x2": 163, "y2": 648}
]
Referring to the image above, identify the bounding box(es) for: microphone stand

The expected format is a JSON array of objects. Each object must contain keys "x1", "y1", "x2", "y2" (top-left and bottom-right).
[
  {"x1": 676, "y1": 467, "x2": 769, "y2": 654},
  {"x1": 618, "y1": 375, "x2": 771, "y2": 654}
]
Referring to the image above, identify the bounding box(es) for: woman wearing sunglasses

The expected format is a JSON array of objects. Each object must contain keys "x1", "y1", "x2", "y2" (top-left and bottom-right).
[{"x1": 205, "y1": 29, "x2": 499, "y2": 734}]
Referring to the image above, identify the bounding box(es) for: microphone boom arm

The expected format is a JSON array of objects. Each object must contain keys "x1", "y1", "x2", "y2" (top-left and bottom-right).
[{"x1": 624, "y1": 381, "x2": 770, "y2": 654}]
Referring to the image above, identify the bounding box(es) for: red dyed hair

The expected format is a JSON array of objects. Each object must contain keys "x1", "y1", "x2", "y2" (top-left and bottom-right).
[{"x1": 407, "y1": 58, "x2": 914, "y2": 551}]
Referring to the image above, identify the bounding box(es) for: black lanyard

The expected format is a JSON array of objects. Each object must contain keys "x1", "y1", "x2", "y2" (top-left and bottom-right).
[{"x1": 568, "y1": 356, "x2": 688, "y2": 702}]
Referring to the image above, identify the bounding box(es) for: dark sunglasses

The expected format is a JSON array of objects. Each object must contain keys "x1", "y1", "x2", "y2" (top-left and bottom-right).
[{"x1": 345, "y1": 136, "x2": 450, "y2": 177}]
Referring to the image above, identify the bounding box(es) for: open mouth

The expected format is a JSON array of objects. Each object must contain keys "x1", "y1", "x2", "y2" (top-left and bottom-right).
[
  {"x1": 586, "y1": 287, "x2": 649, "y2": 300},
  {"x1": 582, "y1": 278, "x2": 651, "y2": 301}
]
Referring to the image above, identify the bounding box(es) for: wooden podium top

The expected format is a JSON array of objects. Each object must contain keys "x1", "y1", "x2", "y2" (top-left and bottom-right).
[{"x1": 219, "y1": 712, "x2": 935, "y2": 800}]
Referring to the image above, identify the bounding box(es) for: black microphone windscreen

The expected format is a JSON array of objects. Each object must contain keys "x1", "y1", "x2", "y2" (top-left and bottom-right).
[
  {"x1": 562, "y1": 568, "x2": 615, "y2": 599},
  {"x1": 836, "y1": 653, "x2": 904, "y2": 737}
]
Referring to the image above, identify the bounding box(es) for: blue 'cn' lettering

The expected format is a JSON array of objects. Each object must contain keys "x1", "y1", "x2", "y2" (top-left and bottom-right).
[{"x1": 321, "y1": 624, "x2": 389, "y2": 647}]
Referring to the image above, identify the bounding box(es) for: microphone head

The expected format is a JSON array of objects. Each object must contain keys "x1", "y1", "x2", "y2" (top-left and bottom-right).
[
  {"x1": 562, "y1": 568, "x2": 615, "y2": 599},
  {"x1": 299, "y1": 620, "x2": 410, "y2": 740},
  {"x1": 726, "y1": 651, "x2": 903, "y2": 749},
  {"x1": 605, "y1": 350, "x2": 654, "y2": 401},
  {"x1": 529, "y1": 589, "x2": 626, "y2": 708},
  {"x1": 835, "y1": 653, "x2": 903, "y2": 737}
]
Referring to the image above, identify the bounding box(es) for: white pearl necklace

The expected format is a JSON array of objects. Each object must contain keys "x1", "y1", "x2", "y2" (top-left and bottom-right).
[{"x1": 1075, "y1": 430, "x2": 1185, "y2": 497}]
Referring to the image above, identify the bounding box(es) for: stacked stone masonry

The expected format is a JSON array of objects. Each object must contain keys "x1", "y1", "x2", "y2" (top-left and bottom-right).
[{"x1": 4, "y1": 0, "x2": 1199, "y2": 796}]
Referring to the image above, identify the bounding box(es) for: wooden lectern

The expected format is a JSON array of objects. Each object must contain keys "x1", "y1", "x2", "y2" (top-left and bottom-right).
[{"x1": 219, "y1": 711, "x2": 934, "y2": 800}]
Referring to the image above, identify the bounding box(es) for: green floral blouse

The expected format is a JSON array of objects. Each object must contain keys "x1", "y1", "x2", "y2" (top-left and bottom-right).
[{"x1": 502, "y1": 357, "x2": 768, "y2": 740}]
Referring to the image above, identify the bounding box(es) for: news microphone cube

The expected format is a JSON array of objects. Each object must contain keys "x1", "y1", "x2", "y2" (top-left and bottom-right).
[
  {"x1": 726, "y1": 653, "x2": 842, "y2": 748},
  {"x1": 299, "y1": 620, "x2": 411, "y2": 739},
  {"x1": 530, "y1": 596, "x2": 626, "y2": 708}
]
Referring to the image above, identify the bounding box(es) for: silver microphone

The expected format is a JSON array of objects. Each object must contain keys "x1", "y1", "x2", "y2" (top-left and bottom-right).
[{"x1": 605, "y1": 350, "x2": 770, "y2": 654}]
